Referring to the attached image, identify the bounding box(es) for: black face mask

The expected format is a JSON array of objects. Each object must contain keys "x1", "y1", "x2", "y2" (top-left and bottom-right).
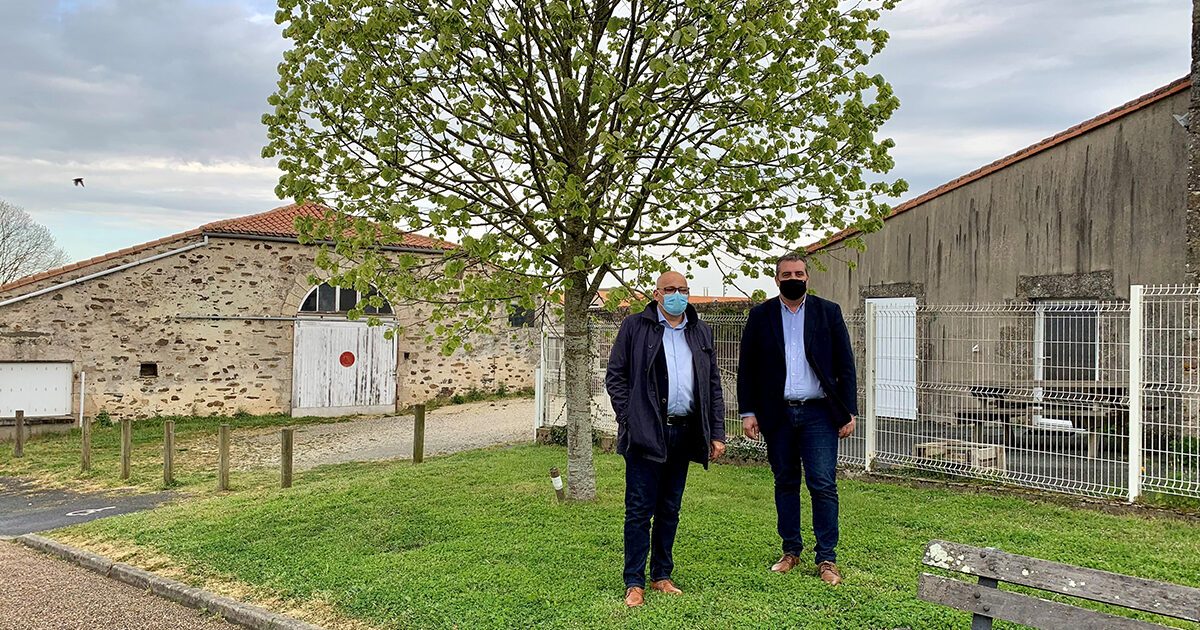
[{"x1": 779, "y1": 279, "x2": 807, "y2": 300}]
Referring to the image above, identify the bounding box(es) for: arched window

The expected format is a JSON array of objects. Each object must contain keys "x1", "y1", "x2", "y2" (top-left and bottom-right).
[{"x1": 299, "y1": 282, "x2": 393, "y2": 315}]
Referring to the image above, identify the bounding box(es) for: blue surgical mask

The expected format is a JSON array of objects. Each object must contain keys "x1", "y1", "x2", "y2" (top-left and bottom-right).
[{"x1": 662, "y1": 292, "x2": 688, "y2": 316}]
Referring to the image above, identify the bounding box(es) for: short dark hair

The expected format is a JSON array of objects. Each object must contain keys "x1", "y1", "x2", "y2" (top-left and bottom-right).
[{"x1": 775, "y1": 252, "x2": 807, "y2": 276}]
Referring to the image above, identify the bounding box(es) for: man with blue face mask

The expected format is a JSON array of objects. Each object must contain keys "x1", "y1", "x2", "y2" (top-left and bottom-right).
[{"x1": 606, "y1": 270, "x2": 727, "y2": 607}]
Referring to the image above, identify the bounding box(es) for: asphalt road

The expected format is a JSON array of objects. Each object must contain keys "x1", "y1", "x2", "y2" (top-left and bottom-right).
[{"x1": 0, "y1": 477, "x2": 175, "y2": 537}]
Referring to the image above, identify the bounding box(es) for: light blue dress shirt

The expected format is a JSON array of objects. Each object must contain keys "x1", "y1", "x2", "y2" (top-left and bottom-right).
[
  {"x1": 657, "y1": 307, "x2": 695, "y2": 415},
  {"x1": 781, "y1": 298, "x2": 826, "y2": 401}
]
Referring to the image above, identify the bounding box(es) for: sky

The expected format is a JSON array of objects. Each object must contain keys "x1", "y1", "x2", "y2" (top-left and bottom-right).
[{"x1": 0, "y1": 0, "x2": 1192, "y2": 297}]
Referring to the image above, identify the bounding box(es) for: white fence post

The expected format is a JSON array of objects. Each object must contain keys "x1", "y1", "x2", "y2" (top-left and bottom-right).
[
  {"x1": 864, "y1": 301, "x2": 878, "y2": 472},
  {"x1": 534, "y1": 331, "x2": 546, "y2": 433},
  {"x1": 1127, "y1": 285, "x2": 1144, "y2": 502}
]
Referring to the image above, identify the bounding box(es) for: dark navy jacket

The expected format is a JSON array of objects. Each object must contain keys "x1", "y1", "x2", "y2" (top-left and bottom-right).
[
  {"x1": 737, "y1": 295, "x2": 858, "y2": 431},
  {"x1": 605, "y1": 303, "x2": 727, "y2": 467}
]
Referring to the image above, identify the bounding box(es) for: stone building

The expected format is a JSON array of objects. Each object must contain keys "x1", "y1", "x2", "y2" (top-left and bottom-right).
[{"x1": 0, "y1": 203, "x2": 538, "y2": 431}]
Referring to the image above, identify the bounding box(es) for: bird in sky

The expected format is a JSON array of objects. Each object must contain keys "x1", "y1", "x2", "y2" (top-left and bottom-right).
[{"x1": 73, "y1": 178, "x2": 85, "y2": 187}]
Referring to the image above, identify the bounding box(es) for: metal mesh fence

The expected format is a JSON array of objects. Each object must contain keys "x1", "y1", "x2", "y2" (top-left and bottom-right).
[
  {"x1": 537, "y1": 286, "x2": 1200, "y2": 502},
  {"x1": 1140, "y1": 285, "x2": 1200, "y2": 499},
  {"x1": 870, "y1": 301, "x2": 1131, "y2": 498}
]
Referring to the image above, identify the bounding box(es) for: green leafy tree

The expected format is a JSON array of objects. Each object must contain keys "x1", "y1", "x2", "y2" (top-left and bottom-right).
[{"x1": 264, "y1": 0, "x2": 905, "y2": 500}]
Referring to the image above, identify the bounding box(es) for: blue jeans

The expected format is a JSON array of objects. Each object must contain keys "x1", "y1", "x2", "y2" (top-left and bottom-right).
[
  {"x1": 763, "y1": 402, "x2": 839, "y2": 564},
  {"x1": 623, "y1": 425, "x2": 693, "y2": 589}
]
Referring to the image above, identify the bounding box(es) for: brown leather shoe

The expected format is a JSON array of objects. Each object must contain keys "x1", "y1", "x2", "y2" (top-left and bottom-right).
[
  {"x1": 624, "y1": 586, "x2": 645, "y2": 607},
  {"x1": 770, "y1": 553, "x2": 802, "y2": 573},
  {"x1": 818, "y1": 561, "x2": 842, "y2": 585},
  {"x1": 649, "y1": 579, "x2": 682, "y2": 594}
]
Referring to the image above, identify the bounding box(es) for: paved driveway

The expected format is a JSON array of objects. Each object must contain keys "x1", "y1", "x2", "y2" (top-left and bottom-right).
[{"x1": 0, "y1": 477, "x2": 175, "y2": 537}]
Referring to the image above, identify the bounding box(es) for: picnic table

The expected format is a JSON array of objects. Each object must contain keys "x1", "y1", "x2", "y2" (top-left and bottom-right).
[{"x1": 957, "y1": 380, "x2": 1129, "y2": 458}]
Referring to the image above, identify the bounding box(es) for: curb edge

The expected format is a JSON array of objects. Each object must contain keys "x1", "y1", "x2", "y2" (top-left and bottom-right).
[{"x1": 12, "y1": 534, "x2": 325, "y2": 630}]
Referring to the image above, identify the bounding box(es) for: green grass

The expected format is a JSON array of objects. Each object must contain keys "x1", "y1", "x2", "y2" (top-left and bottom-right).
[
  {"x1": 55, "y1": 445, "x2": 1200, "y2": 630},
  {"x1": 0, "y1": 412, "x2": 361, "y2": 492}
]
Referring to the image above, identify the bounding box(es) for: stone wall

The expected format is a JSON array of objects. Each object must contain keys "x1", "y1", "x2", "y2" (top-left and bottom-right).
[
  {"x1": 394, "y1": 315, "x2": 539, "y2": 406},
  {"x1": 0, "y1": 236, "x2": 538, "y2": 419}
]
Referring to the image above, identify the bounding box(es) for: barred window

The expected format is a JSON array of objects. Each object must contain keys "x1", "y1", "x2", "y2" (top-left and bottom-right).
[
  {"x1": 1035, "y1": 300, "x2": 1098, "y2": 381},
  {"x1": 508, "y1": 304, "x2": 536, "y2": 328},
  {"x1": 299, "y1": 282, "x2": 393, "y2": 314}
]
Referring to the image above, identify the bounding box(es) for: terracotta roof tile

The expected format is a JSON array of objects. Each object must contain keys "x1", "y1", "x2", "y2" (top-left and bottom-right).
[
  {"x1": 807, "y1": 76, "x2": 1191, "y2": 254},
  {"x1": 201, "y1": 202, "x2": 458, "y2": 251},
  {"x1": 0, "y1": 203, "x2": 456, "y2": 295},
  {"x1": 591, "y1": 288, "x2": 751, "y2": 308},
  {"x1": 0, "y1": 229, "x2": 202, "y2": 294}
]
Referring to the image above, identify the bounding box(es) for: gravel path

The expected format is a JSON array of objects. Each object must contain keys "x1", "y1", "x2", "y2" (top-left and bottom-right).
[
  {"x1": 0, "y1": 542, "x2": 237, "y2": 630},
  {"x1": 232, "y1": 398, "x2": 535, "y2": 472}
]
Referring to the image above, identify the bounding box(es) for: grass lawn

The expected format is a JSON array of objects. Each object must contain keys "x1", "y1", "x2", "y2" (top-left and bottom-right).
[{"x1": 51, "y1": 445, "x2": 1200, "y2": 630}]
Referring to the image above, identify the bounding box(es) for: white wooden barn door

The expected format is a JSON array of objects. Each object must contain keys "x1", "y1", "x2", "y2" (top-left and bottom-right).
[
  {"x1": 867, "y1": 297, "x2": 917, "y2": 420},
  {"x1": 292, "y1": 320, "x2": 397, "y2": 417}
]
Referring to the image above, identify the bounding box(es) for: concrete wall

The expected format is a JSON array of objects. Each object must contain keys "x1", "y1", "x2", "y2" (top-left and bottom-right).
[
  {"x1": 811, "y1": 91, "x2": 1190, "y2": 311},
  {"x1": 0, "y1": 236, "x2": 537, "y2": 419}
]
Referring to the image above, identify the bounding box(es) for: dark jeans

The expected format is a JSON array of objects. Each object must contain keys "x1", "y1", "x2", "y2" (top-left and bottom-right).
[
  {"x1": 763, "y1": 402, "x2": 839, "y2": 564},
  {"x1": 623, "y1": 424, "x2": 694, "y2": 589}
]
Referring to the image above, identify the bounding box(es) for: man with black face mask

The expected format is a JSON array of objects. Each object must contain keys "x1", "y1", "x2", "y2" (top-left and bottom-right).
[
  {"x1": 606, "y1": 271, "x2": 727, "y2": 607},
  {"x1": 737, "y1": 253, "x2": 857, "y2": 586}
]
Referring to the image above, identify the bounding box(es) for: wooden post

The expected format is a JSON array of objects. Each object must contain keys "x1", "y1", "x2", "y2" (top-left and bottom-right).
[
  {"x1": 413, "y1": 404, "x2": 426, "y2": 464},
  {"x1": 280, "y1": 427, "x2": 294, "y2": 488},
  {"x1": 120, "y1": 419, "x2": 132, "y2": 480},
  {"x1": 550, "y1": 467, "x2": 565, "y2": 503},
  {"x1": 163, "y1": 420, "x2": 175, "y2": 486},
  {"x1": 218, "y1": 424, "x2": 230, "y2": 491},
  {"x1": 13, "y1": 410, "x2": 24, "y2": 458},
  {"x1": 81, "y1": 415, "x2": 91, "y2": 472}
]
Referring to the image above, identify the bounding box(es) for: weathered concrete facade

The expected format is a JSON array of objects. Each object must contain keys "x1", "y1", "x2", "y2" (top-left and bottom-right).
[
  {"x1": 0, "y1": 216, "x2": 537, "y2": 421},
  {"x1": 811, "y1": 84, "x2": 1190, "y2": 310},
  {"x1": 803, "y1": 80, "x2": 1194, "y2": 436}
]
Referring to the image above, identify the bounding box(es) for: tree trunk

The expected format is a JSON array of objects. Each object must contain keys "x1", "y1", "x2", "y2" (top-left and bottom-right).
[
  {"x1": 1189, "y1": 0, "x2": 1200, "y2": 281},
  {"x1": 562, "y1": 268, "x2": 598, "y2": 501}
]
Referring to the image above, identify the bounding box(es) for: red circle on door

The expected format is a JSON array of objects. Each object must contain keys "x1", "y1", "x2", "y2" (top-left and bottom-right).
[{"x1": 339, "y1": 351, "x2": 355, "y2": 367}]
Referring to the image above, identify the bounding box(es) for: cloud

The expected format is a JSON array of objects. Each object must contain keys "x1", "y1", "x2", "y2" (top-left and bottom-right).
[
  {"x1": 0, "y1": 0, "x2": 1189, "y2": 298},
  {"x1": 0, "y1": 0, "x2": 290, "y2": 261},
  {"x1": 864, "y1": 0, "x2": 1189, "y2": 206}
]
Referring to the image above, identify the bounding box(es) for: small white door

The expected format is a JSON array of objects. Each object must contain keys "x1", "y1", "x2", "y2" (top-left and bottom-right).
[
  {"x1": 0, "y1": 362, "x2": 73, "y2": 418},
  {"x1": 868, "y1": 297, "x2": 917, "y2": 420},
  {"x1": 292, "y1": 319, "x2": 397, "y2": 416}
]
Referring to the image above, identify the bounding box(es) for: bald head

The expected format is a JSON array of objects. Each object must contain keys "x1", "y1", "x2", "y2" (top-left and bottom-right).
[{"x1": 656, "y1": 271, "x2": 687, "y2": 290}]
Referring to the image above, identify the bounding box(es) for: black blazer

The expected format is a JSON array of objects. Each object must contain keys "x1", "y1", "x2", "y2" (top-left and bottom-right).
[
  {"x1": 737, "y1": 295, "x2": 858, "y2": 431},
  {"x1": 606, "y1": 303, "x2": 727, "y2": 466}
]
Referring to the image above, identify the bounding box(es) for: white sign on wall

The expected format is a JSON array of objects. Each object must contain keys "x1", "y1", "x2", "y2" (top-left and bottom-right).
[
  {"x1": 0, "y1": 362, "x2": 73, "y2": 418},
  {"x1": 867, "y1": 298, "x2": 918, "y2": 420}
]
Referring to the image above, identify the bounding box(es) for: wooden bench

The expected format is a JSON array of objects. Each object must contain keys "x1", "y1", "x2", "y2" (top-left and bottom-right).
[{"x1": 918, "y1": 539, "x2": 1200, "y2": 629}]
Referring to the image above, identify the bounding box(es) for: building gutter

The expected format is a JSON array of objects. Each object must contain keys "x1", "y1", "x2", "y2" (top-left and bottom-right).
[
  {"x1": 174, "y1": 315, "x2": 300, "y2": 322},
  {"x1": 0, "y1": 236, "x2": 210, "y2": 309},
  {"x1": 202, "y1": 232, "x2": 445, "y2": 255},
  {"x1": 173, "y1": 314, "x2": 397, "y2": 322}
]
